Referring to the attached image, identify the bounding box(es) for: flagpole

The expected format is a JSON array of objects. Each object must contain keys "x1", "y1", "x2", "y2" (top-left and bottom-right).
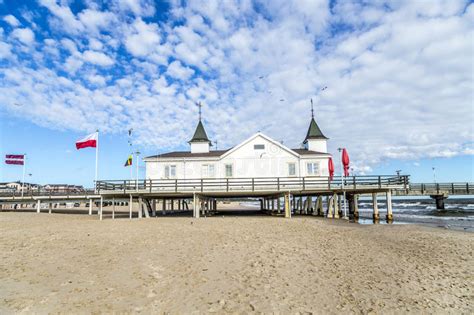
[
  {"x1": 95, "y1": 130, "x2": 99, "y2": 192},
  {"x1": 21, "y1": 154, "x2": 26, "y2": 198},
  {"x1": 135, "y1": 151, "x2": 140, "y2": 191}
]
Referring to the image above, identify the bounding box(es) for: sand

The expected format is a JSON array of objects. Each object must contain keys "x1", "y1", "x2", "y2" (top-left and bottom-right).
[{"x1": 0, "y1": 212, "x2": 473, "y2": 314}]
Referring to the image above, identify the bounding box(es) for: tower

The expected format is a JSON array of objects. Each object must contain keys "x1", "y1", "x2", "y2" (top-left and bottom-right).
[
  {"x1": 303, "y1": 99, "x2": 328, "y2": 153},
  {"x1": 189, "y1": 102, "x2": 211, "y2": 153}
]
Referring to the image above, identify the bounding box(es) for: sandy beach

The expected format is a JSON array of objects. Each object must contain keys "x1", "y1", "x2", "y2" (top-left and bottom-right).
[{"x1": 0, "y1": 212, "x2": 472, "y2": 313}]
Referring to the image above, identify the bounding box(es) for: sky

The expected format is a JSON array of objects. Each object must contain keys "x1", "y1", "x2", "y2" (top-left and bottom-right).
[{"x1": 0, "y1": 0, "x2": 473, "y2": 187}]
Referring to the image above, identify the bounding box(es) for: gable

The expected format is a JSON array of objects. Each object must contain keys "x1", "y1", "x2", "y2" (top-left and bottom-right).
[{"x1": 221, "y1": 133, "x2": 299, "y2": 159}]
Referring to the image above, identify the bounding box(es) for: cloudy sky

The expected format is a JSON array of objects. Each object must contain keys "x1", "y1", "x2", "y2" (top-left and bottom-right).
[{"x1": 0, "y1": 0, "x2": 473, "y2": 186}]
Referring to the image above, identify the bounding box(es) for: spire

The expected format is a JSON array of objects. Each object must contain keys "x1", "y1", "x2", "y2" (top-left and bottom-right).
[
  {"x1": 189, "y1": 101, "x2": 210, "y2": 143},
  {"x1": 189, "y1": 120, "x2": 210, "y2": 143},
  {"x1": 304, "y1": 99, "x2": 328, "y2": 142}
]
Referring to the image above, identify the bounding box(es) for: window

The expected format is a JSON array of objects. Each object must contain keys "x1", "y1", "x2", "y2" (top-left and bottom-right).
[
  {"x1": 288, "y1": 163, "x2": 296, "y2": 176},
  {"x1": 306, "y1": 162, "x2": 319, "y2": 176},
  {"x1": 164, "y1": 165, "x2": 176, "y2": 178},
  {"x1": 225, "y1": 164, "x2": 233, "y2": 177},
  {"x1": 254, "y1": 144, "x2": 265, "y2": 150},
  {"x1": 201, "y1": 164, "x2": 215, "y2": 178}
]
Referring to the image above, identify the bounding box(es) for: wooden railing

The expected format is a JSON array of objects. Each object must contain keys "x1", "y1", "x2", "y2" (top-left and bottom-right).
[
  {"x1": 398, "y1": 182, "x2": 473, "y2": 195},
  {"x1": 96, "y1": 175, "x2": 409, "y2": 194},
  {"x1": 0, "y1": 188, "x2": 96, "y2": 198}
]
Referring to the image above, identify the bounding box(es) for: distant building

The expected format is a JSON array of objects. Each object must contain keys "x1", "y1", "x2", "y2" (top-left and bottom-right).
[
  {"x1": 0, "y1": 181, "x2": 41, "y2": 191},
  {"x1": 144, "y1": 110, "x2": 331, "y2": 179},
  {"x1": 43, "y1": 184, "x2": 84, "y2": 192}
]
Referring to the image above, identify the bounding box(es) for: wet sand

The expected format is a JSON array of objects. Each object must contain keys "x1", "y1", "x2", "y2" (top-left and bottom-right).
[{"x1": 0, "y1": 212, "x2": 473, "y2": 313}]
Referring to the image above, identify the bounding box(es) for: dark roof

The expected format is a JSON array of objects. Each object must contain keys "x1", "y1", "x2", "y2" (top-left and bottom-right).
[
  {"x1": 146, "y1": 149, "x2": 230, "y2": 159},
  {"x1": 292, "y1": 149, "x2": 330, "y2": 155},
  {"x1": 304, "y1": 118, "x2": 328, "y2": 141},
  {"x1": 147, "y1": 148, "x2": 328, "y2": 159},
  {"x1": 189, "y1": 120, "x2": 210, "y2": 143}
]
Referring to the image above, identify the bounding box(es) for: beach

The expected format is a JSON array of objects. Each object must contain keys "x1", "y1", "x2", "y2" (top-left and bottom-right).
[{"x1": 0, "y1": 212, "x2": 472, "y2": 313}]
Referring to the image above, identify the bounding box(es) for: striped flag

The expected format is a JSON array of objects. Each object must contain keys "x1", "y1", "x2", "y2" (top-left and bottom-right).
[
  {"x1": 124, "y1": 155, "x2": 132, "y2": 167},
  {"x1": 5, "y1": 154, "x2": 24, "y2": 165},
  {"x1": 76, "y1": 132, "x2": 98, "y2": 149}
]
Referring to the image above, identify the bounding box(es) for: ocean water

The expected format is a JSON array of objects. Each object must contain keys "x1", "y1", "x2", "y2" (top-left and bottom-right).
[
  {"x1": 240, "y1": 197, "x2": 474, "y2": 232},
  {"x1": 356, "y1": 196, "x2": 474, "y2": 232}
]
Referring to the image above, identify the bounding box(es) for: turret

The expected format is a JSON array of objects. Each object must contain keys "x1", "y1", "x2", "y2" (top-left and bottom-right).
[
  {"x1": 189, "y1": 102, "x2": 211, "y2": 153},
  {"x1": 303, "y1": 99, "x2": 328, "y2": 153}
]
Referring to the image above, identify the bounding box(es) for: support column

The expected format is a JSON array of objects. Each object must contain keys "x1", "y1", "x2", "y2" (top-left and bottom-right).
[
  {"x1": 171, "y1": 199, "x2": 175, "y2": 211},
  {"x1": 327, "y1": 196, "x2": 333, "y2": 218},
  {"x1": 193, "y1": 194, "x2": 200, "y2": 218},
  {"x1": 333, "y1": 194, "x2": 340, "y2": 219},
  {"x1": 271, "y1": 199, "x2": 275, "y2": 211},
  {"x1": 372, "y1": 193, "x2": 379, "y2": 222},
  {"x1": 112, "y1": 197, "x2": 115, "y2": 219},
  {"x1": 315, "y1": 196, "x2": 323, "y2": 216},
  {"x1": 89, "y1": 199, "x2": 93, "y2": 215},
  {"x1": 213, "y1": 199, "x2": 217, "y2": 211},
  {"x1": 48, "y1": 202, "x2": 52, "y2": 214},
  {"x1": 353, "y1": 195, "x2": 359, "y2": 220},
  {"x1": 178, "y1": 199, "x2": 182, "y2": 211},
  {"x1": 284, "y1": 193, "x2": 291, "y2": 218},
  {"x1": 386, "y1": 190, "x2": 393, "y2": 222},
  {"x1": 162, "y1": 198, "x2": 167, "y2": 215},
  {"x1": 36, "y1": 199, "x2": 41, "y2": 213},
  {"x1": 298, "y1": 196, "x2": 303, "y2": 214},
  {"x1": 129, "y1": 195, "x2": 133, "y2": 219},
  {"x1": 99, "y1": 196, "x2": 103, "y2": 220},
  {"x1": 430, "y1": 194, "x2": 448, "y2": 210},
  {"x1": 138, "y1": 197, "x2": 143, "y2": 219},
  {"x1": 260, "y1": 199, "x2": 264, "y2": 210},
  {"x1": 152, "y1": 199, "x2": 157, "y2": 217},
  {"x1": 277, "y1": 197, "x2": 281, "y2": 214}
]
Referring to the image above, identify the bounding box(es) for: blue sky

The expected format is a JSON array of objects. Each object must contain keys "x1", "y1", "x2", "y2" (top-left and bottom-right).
[{"x1": 0, "y1": 0, "x2": 473, "y2": 187}]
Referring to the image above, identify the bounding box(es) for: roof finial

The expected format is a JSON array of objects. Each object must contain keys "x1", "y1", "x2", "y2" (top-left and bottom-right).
[
  {"x1": 310, "y1": 98, "x2": 314, "y2": 119},
  {"x1": 196, "y1": 101, "x2": 202, "y2": 121}
]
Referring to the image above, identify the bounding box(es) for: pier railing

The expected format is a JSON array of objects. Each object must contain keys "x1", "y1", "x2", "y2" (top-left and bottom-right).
[
  {"x1": 0, "y1": 188, "x2": 96, "y2": 198},
  {"x1": 96, "y1": 175, "x2": 409, "y2": 194},
  {"x1": 395, "y1": 182, "x2": 473, "y2": 196}
]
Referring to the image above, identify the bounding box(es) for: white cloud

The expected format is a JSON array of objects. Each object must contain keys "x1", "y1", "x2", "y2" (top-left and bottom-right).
[
  {"x1": 166, "y1": 60, "x2": 194, "y2": 80},
  {"x1": 82, "y1": 50, "x2": 114, "y2": 66},
  {"x1": 0, "y1": 0, "x2": 472, "y2": 172},
  {"x1": 124, "y1": 18, "x2": 161, "y2": 57},
  {"x1": 3, "y1": 15, "x2": 20, "y2": 27},
  {"x1": 0, "y1": 41, "x2": 12, "y2": 59},
  {"x1": 115, "y1": 0, "x2": 156, "y2": 17},
  {"x1": 11, "y1": 28, "x2": 35, "y2": 45}
]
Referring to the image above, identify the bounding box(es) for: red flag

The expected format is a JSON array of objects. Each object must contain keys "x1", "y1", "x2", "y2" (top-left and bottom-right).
[
  {"x1": 5, "y1": 154, "x2": 24, "y2": 165},
  {"x1": 76, "y1": 132, "x2": 98, "y2": 149},
  {"x1": 342, "y1": 148, "x2": 350, "y2": 176},
  {"x1": 328, "y1": 157, "x2": 334, "y2": 181}
]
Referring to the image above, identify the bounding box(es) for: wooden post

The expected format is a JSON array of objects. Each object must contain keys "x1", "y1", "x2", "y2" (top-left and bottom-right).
[
  {"x1": 162, "y1": 198, "x2": 167, "y2": 215},
  {"x1": 129, "y1": 195, "x2": 133, "y2": 219},
  {"x1": 36, "y1": 199, "x2": 41, "y2": 213},
  {"x1": 112, "y1": 197, "x2": 115, "y2": 219},
  {"x1": 193, "y1": 193, "x2": 200, "y2": 218},
  {"x1": 99, "y1": 196, "x2": 103, "y2": 221},
  {"x1": 315, "y1": 196, "x2": 323, "y2": 216},
  {"x1": 277, "y1": 197, "x2": 281, "y2": 214},
  {"x1": 386, "y1": 190, "x2": 393, "y2": 222},
  {"x1": 48, "y1": 202, "x2": 52, "y2": 214},
  {"x1": 171, "y1": 199, "x2": 174, "y2": 211},
  {"x1": 299, "y1": 196, "x2": 303, "y2": 214},
  {"x1": 89, "y1": 199, "x2": 93, "y2": 215},
  {"x1": 138, "y1": 197, "x2": 143, "y2": 219},
  {"x1": 372, "y1": 193, "x2": 379, "y2": 222},
  {"x1": 327, "y1": 196, "x2": 333, "y2": 218},
  {"x1": 152, "y1": 199, "x2": 157, "y2": 217},
  {"x1": 178, "y1": 199, "x2": 182, "y2": 211},
  {"x1": 284, "y1": 192, "x2": 291, "y2": 218},
  {"x1": 271, "y1": 199, "x2": 275, "y2": 211},
  {"x1": 333, "y1": 194, "x2": 340, "y2": 219},
  {"x1": 353, "y1": 195, "x2": 359, "y2": 220}
]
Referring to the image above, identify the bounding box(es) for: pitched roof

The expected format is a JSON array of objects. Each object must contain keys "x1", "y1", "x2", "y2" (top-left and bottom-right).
[
  {"x1": 304, "y1": 118, "x2": 328, "y2": 141},
  {"x1": 291, "y1": 148, "x2": 330, "y2": 155},
  {"x1": 146, "y1": 149, "x2": 230, "y2": 159},
  {"x1": 189, "y1": 120, "x2": 210, "y2": 143}
]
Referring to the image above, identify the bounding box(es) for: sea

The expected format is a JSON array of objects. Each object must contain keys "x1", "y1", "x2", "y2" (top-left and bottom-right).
[
  {"x1": 356, "y1": 196, "x2": 474, "y2": 232},
  {"x1": 241, "y1": 196, "x2": 474, "y2": 232}
]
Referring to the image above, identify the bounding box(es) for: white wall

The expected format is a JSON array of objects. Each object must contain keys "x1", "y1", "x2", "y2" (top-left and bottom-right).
[
  {"x1": 145, "y1": 134, "x2": 330, "y2": 179},
  {"x1": 306, "y1": 139, "x2": 327, "y2": 153},
  {"x1": 190, "y1": 142, "x2": 210, "y2": 153}
]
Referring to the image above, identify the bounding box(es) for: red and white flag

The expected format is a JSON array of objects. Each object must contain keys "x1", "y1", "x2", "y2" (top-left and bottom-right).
[
  {"x1": 76, "y1": 132, "x2": 98, "y2": 150},
  {"x1": 5, "y1": 154, "x2": 25, "y2": 165}
]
